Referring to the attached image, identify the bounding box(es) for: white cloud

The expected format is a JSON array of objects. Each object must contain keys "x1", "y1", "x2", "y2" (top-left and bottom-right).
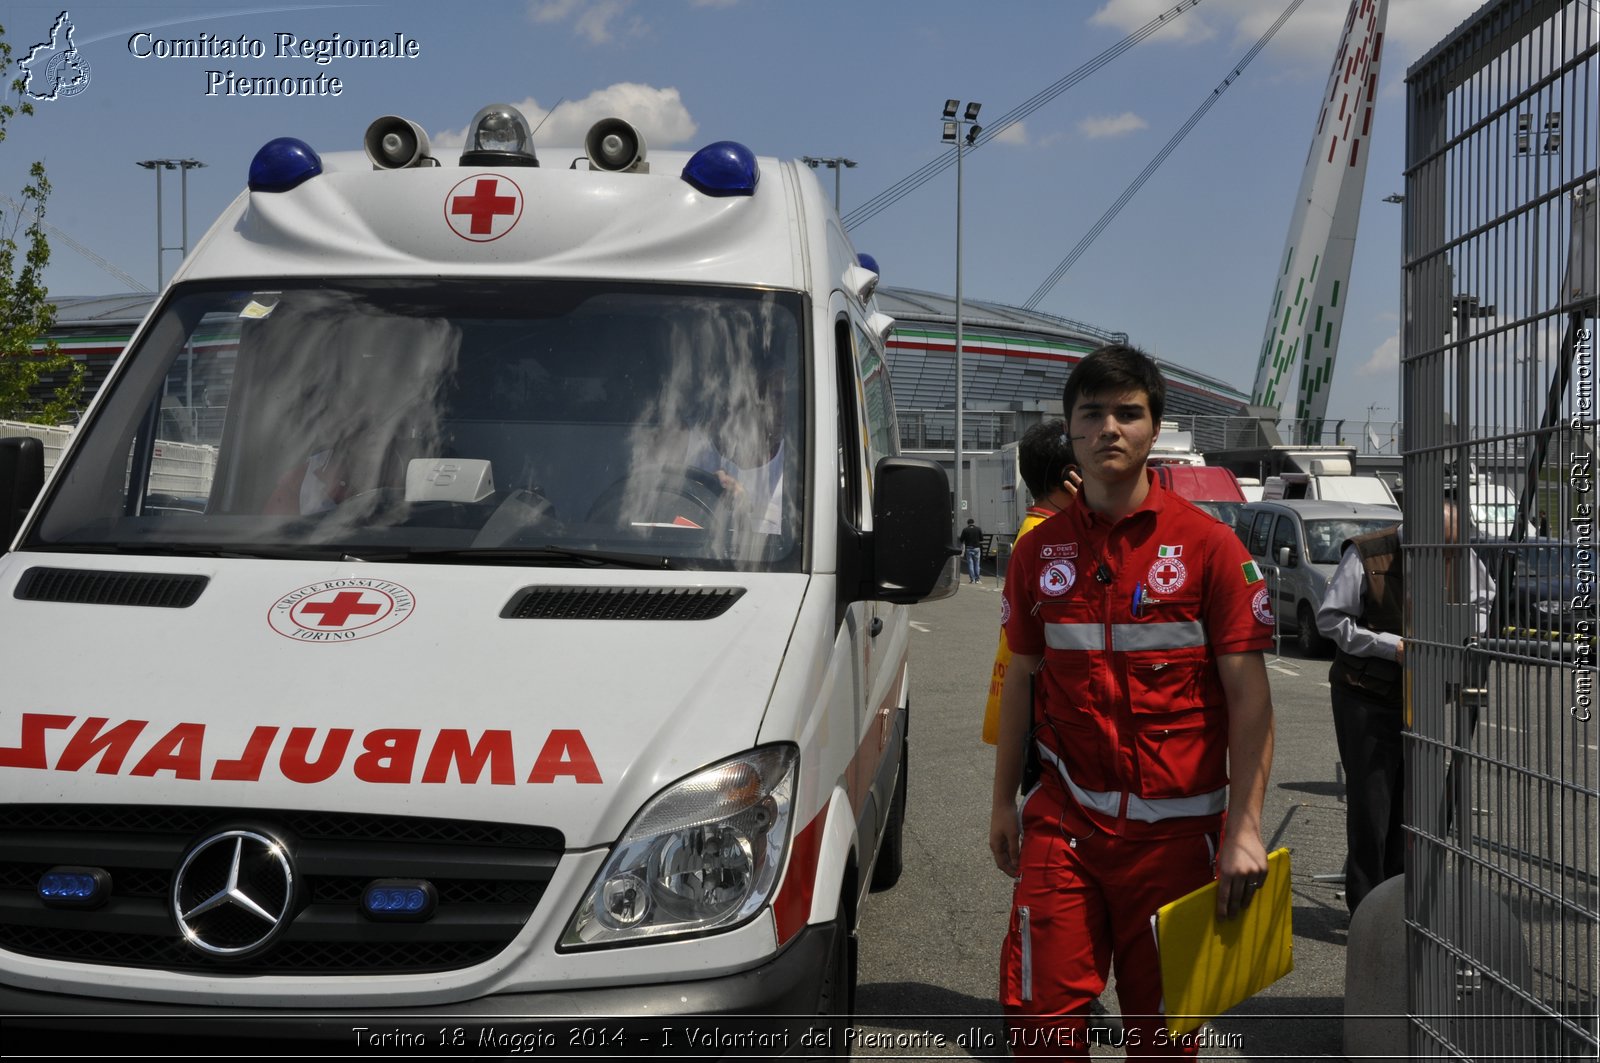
[
  {"x1": 1357, "y1": 332, "x2": 1398, "y2": 376},
  {"x1": 1079, "y1": 112, "x2": 1148, "y2": 139},
  {"x1": 991, "y1": 121, "x2": 1029, "y2": 146},
  {"x1": 528, "y1": 0, "x2": 643, "y2": 45},
  {"x1": 1090, "y1": 0, "x2": 1218, "y2": 45},
  {"x1": 1091, "y1": 0, "x2": 1483, "y2": 66},
  {"x1": 433, "y1": 83, "x2": 698, "y2": 151}
]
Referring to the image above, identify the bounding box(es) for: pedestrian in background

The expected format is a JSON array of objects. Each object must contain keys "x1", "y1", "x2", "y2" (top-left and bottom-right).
[
  {"x1": 960, "y1": 517, "x2": 985, "y2": 584},
  {"x1": 990, "y1": 343, "x2": 1276, "y2": 1057},
  {"x1": 982, "y1": 419, "x2": 1080, "y2": 745}
]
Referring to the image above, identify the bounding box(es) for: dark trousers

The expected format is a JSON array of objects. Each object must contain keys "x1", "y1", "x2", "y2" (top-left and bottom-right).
[{"x1": 1330, "y1": 682, "x2": 1406, "y2": 915}]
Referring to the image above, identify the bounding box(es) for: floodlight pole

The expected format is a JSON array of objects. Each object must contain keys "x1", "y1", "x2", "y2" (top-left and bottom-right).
[
  {"x1": 800, "y1": 156, "x2": 857, "y2": 210},
  {"x1": 942, "y1": 101, "x2": 981, "y2": 543},
  {"x1": 137, "y1": 158, "x2": 206, "y2": 290}
]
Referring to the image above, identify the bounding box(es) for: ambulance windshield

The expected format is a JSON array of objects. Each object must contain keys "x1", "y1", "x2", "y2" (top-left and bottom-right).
[{"x1": 30, "y1": 280, "x2": 807, "y2": 571}]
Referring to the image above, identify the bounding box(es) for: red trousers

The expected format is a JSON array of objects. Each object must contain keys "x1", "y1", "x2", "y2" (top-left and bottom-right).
[{"x1": 1000, "y1": 781, "x2": 1219, "y2": 1060}]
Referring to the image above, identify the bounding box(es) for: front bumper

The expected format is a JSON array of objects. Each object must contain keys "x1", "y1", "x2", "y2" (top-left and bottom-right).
[{"x1": 1, "y1": 921, "x2": 839, "y2": 1057}]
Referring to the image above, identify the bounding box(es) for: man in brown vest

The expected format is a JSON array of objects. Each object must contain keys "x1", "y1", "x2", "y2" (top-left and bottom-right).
[
  {"x1": 1316, "y1": 518, "x2": 1406, "y2": 914},
  {"x1": 1316, "y1": 502, "x2": 1491, "y2": 914}
]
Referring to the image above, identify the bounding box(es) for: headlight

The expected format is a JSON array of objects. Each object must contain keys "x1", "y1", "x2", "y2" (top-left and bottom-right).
[
  {"x1": 1533, "y1": 599, "x2": 1567, "y2": 617},
  {"x1": 561, "y1": 745, "x2": 797, "y2": 948}
]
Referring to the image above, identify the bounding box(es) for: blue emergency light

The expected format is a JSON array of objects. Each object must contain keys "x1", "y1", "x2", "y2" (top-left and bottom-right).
[
  {"x1": 37, "y1": 866, "x2": 111, "y2": 909},
  {"x1": 681, "y1": 141, "x2": 759, "y2": 197},
  {"x1": 249, "y1": 137, "x2": 323, "y2": 193},
  {"x1": 361, "y1": 879, "x2": 437, "y2": 922},
  {"x1": 857, "y1": 253, "x2": 880, "y2": 275}
]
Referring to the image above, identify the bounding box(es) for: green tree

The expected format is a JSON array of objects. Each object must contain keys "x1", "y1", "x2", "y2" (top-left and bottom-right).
[{"x1": 0, "y1": 22, "x2": 83, "y2": 424}]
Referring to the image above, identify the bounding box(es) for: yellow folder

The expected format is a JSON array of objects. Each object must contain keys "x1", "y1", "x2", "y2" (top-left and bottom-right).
[{"x1": 1154, "y1": 847, "x2": 1294, "y2": 1037}]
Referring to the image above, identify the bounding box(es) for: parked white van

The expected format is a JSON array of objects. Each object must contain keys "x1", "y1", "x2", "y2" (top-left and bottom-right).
[
  {"x1": 1261, "y1": 465, "x2": 1398, "y2": 510},
  {"x1": 0, "y1": 106, "x2": 956, "y2": 1049}
]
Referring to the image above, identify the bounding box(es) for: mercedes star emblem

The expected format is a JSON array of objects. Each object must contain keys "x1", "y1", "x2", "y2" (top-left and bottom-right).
[{"x1": 171, "y1": 829, "x2": 295, "y2": 957}]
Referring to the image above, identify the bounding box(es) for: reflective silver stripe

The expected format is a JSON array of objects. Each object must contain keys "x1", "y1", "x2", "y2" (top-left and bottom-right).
[
  {"x1": 1037, "y1": 743, "x2": 1122, "y2": 817},
  {"x1": 1149, "y1": 912, "x2": 1165, "y2": 1015},
  {"x1": 1019, "y1": 906, "x2": 1032, "y2": 1001},
  {"x1": 1037, "y1": 742, "x2": 1228, "y2": 823},
  {"x1": 1111, "y1": 620, "x2": 1207, "y2": 651},
  {"x1": 1044, "y1": 623, "x2": 1105, "y2": 650}
]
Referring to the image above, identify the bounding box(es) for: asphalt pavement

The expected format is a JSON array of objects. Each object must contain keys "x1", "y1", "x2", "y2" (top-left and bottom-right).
[{"x1": 851, "y1": 573, "x2": 1363, "y2": 1060}]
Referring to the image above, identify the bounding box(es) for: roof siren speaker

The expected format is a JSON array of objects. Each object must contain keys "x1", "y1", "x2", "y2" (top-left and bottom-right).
[
  {"x1": 585, "y1": 118, "x2": 649, "y2": 173},
  {"x1": 364, "y1": 116, "x2": 433, "y2": 170}
]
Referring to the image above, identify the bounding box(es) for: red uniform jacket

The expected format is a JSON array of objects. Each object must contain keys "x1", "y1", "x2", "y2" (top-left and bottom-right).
[{"x1": 1002, "y1": 473, "x2": 1274, "y2": 839}]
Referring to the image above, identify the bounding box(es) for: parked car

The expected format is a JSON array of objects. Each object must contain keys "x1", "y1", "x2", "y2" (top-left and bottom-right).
[
  {"x1": 1237, "y1": 499, "x2": 1403, "y2": 654},
  {"x1": 1471, "y1": 536, "x2": 1588, "y2": 636}
]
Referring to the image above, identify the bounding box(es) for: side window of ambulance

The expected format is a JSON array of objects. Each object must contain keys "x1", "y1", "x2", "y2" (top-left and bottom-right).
[
  {"x1": 851, "y1": 321, "x2": 898, "y2": 470},
  {"x1": 834, "y1": 317, "x2": 869, "y2": 528}
]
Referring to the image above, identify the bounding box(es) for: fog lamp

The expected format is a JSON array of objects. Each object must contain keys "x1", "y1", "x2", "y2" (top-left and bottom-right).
[
  {"x1": 38, "y1": 866, "x2": 110, "y2": 909},
  {"x1": 361, "y1": 879, "x2": 437, "y2": 921}
]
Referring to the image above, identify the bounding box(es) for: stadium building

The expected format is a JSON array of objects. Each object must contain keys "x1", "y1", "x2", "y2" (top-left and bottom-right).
[{"x1": 875, "y1": 287, "x2": 1249, "y2": 453}]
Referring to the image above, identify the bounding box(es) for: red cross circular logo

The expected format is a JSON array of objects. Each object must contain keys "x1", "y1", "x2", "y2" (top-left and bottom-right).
[
  {"x1": 1147, "y1": 557, "x2": 1188, "y2": 594},
  {"x1": 1040, "y1": 560, "x2": 1076, "y2": 597},
  {"x1": 268, "y1": 579, "x2": 416, "y2": 643},
  {"x1": 1252, "y1": 586, "x2": 1274, "y2": 626},
  {"x1": 445, "y1": 174, "x2": 523, "y2": 242}
]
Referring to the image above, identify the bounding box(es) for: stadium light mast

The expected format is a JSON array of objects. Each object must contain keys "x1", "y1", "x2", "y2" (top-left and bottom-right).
[
  {"x1": 942, "y1": 99, "x2": 981, "y2": 541},
  {"x1": 136, "y1": 158, "x2": 205, "y2": 290},
  {"x1": 800, "y1": 156, "x2": 857, "y2": 211}
]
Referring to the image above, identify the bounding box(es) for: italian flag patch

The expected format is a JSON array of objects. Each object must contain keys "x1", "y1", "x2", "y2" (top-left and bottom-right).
[
  {"x1": 1242, "y1": 560, "x2": 1263, "y2": 585},
  {"x1": 1158, "y1": 545, "x2": 1183, "y2": 558}
]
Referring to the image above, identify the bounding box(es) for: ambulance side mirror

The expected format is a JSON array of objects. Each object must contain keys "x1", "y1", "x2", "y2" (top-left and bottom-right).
[
  {"x1": 0, "y1": 436, "x2": 45, "y2": 550},
  {"x1": 868, "y1": 457, "x2": 959, "y2": 604}
]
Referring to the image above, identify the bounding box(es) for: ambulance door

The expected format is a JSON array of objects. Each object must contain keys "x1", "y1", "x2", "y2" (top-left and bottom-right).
[
  {"x1": 832, "y1": 307, "x2": 902, "y2": 854},
  {"x1": 850, "y1": 314, "x2": 906, "y2": 734}
]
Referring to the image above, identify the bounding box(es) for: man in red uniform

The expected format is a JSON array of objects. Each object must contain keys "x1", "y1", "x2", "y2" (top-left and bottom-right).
[{"x1": 989, "y1": 344, "x2": 1276, "y2": 1058}]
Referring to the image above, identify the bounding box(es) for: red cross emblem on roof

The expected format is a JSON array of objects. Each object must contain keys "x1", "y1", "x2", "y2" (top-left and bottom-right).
[{"x1": 445, "y1": 174, "x2": 523, "y2": 242}]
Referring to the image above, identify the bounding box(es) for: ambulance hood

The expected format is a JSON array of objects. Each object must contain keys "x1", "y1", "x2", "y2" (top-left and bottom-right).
[{"x1": 0, "y1": 555, "x2": 807, "y2": 849}]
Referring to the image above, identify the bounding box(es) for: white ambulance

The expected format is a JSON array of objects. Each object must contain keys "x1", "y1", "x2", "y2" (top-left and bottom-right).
[{"x1": 0, "y1": 104, "x2": 956, "y2": 1049}]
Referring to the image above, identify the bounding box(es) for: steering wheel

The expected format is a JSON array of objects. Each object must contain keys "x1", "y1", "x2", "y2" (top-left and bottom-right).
[{"x1": 586, "y1": 464, "x2": 729, "y2": 529}]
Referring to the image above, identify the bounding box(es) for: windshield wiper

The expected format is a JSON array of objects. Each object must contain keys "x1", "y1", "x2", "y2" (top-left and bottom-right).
[
  {"x1": 342, "y1": 546, "x2": 682, "y2": 569},
  {"x1": 41, "y1": 542, "x2": 348, "y2": 561},
  {"x1": 42, "y1": 541, "x2": 683, "y2": 569}
]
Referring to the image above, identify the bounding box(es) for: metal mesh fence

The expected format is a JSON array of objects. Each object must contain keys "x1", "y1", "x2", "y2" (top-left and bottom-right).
[{"x1": 1402, "y1": 1, "x2": 1598, "y2": 1057}]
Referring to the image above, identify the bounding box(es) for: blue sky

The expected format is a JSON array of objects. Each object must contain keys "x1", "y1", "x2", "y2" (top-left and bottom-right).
[{"x1": 1, "y1": 0, "x2": 1487, "y2": 427}]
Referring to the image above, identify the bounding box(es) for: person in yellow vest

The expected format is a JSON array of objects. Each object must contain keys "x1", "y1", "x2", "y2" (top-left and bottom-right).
[{"x1": 982, "y1": 419, "x2": 1081, "y2": 744}]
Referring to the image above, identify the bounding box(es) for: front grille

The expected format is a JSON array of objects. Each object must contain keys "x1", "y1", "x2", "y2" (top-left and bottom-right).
[
  {"x1": 14, "y1": 568, "x2": 208, "y2": 608},
  {"x1": 502, "y1": 585, "x2": 744, "y2": 621},
  {"x1": 0, "y1": 805, "x2": 563, "y2": 975}
]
